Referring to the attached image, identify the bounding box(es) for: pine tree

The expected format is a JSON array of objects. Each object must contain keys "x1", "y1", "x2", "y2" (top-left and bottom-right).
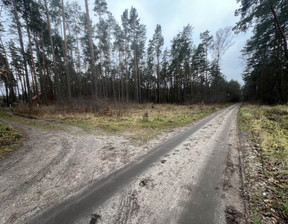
[
  {"x1": 152, "y1": 24, "x2": 164, "y2": 103},
  {"x1": 146, "y1": 39, "x2": 155, "y2": 101},
  {"x1": 170, "y1": 25, "x2": 193, "y2": 102},
  {"x1": 121, "y1": 9, "x2": 130, "y2": 102},
  {"x1": 65, "y1": 1, "x2": 83, "y2": 97},
  {"x1": 84, "y1": 0, "x2": 97, "y2": 96},
  {"x1": 60, "y1": 0, "x2": 71, "y2": 100},
  {"x1": 200, "y1": 30, "x2": 213, "y2": 100},
  {"x1": 43, "y1": 0, "x2": 62, "y2": 101},
  {"x1": 8, "y1": 41, "x2": 25, "y2": 99},
  {"x1": 94, "y1": 0, "x2": 107, "y2": 19},
  {"x1": 0, "y1": 37, "x2": 16, "y2": 104},
  {"x1": 3, "y1": 0, "x2": 32, "y2": 108},
  {"x1": 235, "y1": 0, "x2": 288, "y2": 103},
  {"x1": 112, "y1": 22, "x2": 125, "y2": 101},
  {"x1": 128, "y1": 7, "x2": 146, "y2": 103}
]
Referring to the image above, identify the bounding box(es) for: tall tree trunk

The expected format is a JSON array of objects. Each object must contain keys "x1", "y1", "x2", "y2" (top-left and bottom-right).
[
  {"x1": 22, "y1": 66, "x2": 27, "y2": 100},
  {"x1": 4, "y1": 81, "x2": 9, "y2": 106},
  {"x1": 40, "y1": 32, "x2": 52, "y2": 103},
  {"x1": 76, "y1": 37, "x2": 82, "y2": 98},
  {"x1": 157, "y1": 55, "x2": 160, "y2": 103},
  {"x1": 100, "y1": 54, "x2": 105, "y2": 97},
  {"x1": 16, "y1": 69, "x2": 25, "y2": 100},
  {"x1": 104, "y1": 67, "x2": 107, "y2": 98},
  {"x1": 205, "y1": 46, "x2": 209, "y2": 101},
  {"x1": 25, "y1": 14, "x2": 39, "y2": 104},
  {"x1": 44, "y1": 0, "x2": 61, "y2": 101},
  {"x1": 84, "y1": 0, "x2": 97, "y2": 97},
  {"x1": 191, "y1": 68, "x2": 194, "y2": 102},
  {"x1": 134, "y1": 47, "x2": 138, "y2": 102},
  {"x1": 0, "y1": 36, "x2": 16, "y2": 103},
  {"x1": 61, "y1": 0, "x2": 71, "y2": 100},
  {"x1": 138, "y1": 65, "x2": 141, "y2": 103},
  {"x1": 124, "y1": 45, "x2": 129, "y2": 102},
  {"x1": 112, "y1": 73, "x2": 116, "y2": 100},
  {"x1": 12, "y1": 0, "x2": 32, "y2": 109},
  {"x1": 34, "y1": 34, "x2": 48, "y2": 104},
  {"x1": 67, "y1": 27, "x2": 77, "y2": 97},
  {"x1": 119, "y1": 52, "x2": 124, "y2": 101},
  {"x1": 15, "y1": 82, "x2": 20, "y2": 101}
]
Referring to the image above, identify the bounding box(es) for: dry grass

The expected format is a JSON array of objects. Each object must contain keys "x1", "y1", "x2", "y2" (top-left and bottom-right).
[
  {"x1": 238, "y1": 104, "x2": 288, "y2": 222},
  {"x1": 14, "y1": 102, "x2": 229, "y2": 144},
  {"x1": 0, "y1": 120, "x2": 23, "y2": 158},
  {"x1": 239, "y1": 104, "x2": 288, "y2": 167}
]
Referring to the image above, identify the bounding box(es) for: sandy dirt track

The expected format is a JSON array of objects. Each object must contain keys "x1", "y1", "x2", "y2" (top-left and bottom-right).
[
  {"x1": 77, "y1": 104, "x2": 246, "y2": 224},
  {"x1": 0, "y1": 105, "x2": 246, "y2": 224}
]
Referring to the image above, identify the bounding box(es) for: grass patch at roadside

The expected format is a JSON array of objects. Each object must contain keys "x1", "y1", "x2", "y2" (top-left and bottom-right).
[
  {"x1": 0, "y1": 108, "x2": 65, "y2": 131},
  {"x1": 0, "y1": 120, "x2": 23, "y2": 158},
  {"x1": 238, "y1": 104, "x2": 288, "y2": 222},
  {"x1": 0, "y1": 108, "x2": 13, "y2": 118},
  {"x1": 14, "y1": 103, "x2": 229, "y2": 144}
]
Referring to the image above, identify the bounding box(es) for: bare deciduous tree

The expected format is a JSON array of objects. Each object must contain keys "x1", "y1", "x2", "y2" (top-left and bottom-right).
[{"x1": 212, "y1": 26, "x2": 234, "y2": 66}]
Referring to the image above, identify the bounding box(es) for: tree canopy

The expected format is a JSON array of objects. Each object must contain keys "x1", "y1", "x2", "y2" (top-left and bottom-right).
[{"x1": 235, "y1": 0, "x2": 288, "y2": 104}]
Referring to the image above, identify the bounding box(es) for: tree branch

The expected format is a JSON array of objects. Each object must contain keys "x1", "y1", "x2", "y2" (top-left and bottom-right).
[{"x1": 270, "y1": 4, "x2": 288, "y2": 61}]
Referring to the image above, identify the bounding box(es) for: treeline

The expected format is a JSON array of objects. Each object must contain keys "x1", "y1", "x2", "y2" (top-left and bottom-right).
[
  {"x1": 235, "y1": 0, "x2": 288, "y2": 104},
  {"x1": 0, "y1": 0, "x2": 241, "y2": 108}
]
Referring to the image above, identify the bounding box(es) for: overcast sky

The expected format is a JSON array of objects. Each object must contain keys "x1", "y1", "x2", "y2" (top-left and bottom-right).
[{"x1": 102, "y1": 0, "x2": 250, "y2": 85}]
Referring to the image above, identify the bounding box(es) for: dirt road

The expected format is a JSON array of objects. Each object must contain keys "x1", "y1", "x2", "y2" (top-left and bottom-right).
[{"x1": 0, "y1": 104, "x2": 246, "y2": 224}]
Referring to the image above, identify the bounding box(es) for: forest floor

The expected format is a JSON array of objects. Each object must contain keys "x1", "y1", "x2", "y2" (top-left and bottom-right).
[{"x1": 0, "y1": 103, "x2": 246, "y2": 223}]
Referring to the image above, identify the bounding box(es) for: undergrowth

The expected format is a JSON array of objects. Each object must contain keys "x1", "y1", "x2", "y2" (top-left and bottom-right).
[
  {"x1": 238, "y1": 104, "x2": 288, "y2": 223},
  {"x1": 0, "y1": 108, "x2": 64, "y2": 131},
  {"x1": 14, "y1": 102, "x2": 229, "y2": 144}
]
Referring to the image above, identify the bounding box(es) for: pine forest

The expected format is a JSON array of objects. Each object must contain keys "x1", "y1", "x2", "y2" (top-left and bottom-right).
[{"x1": 0, "y1": 0, "x2": 243, "y2": 108}]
